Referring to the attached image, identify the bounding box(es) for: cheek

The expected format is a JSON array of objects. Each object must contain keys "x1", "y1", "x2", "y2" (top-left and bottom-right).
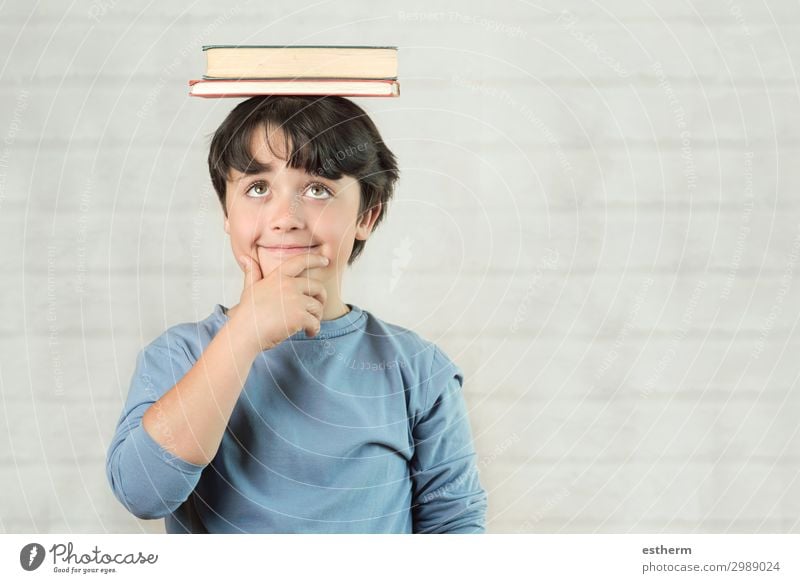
[
  {"x1": 227, "y1": 211, "x2": 261, "y2": 248},
  {"x1": 312, "y1": 212, "x2": 357, "y2": 256}
]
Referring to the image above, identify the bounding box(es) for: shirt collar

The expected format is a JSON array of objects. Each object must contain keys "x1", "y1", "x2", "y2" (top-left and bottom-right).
[{"x1": 214, "y1": 303, "x2": 365, "y2": 340}]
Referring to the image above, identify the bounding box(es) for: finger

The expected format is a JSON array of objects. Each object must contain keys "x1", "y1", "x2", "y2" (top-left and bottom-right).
[
  {"x1": 293, "y1": 277, "x2": 327, "y2": 305},
  {"x1": 239, "y1": 253, "x2": 264, "y2": 289},
  {"x1": 252, "y1": 248, "x2": 265, "y2": 282},
  {"x1": 277, "y1": 252, "x2": 330, "y2": 278},
  {"x1": 304, "y1": 297, "x2": 324, "y2": 320},
  {"x1": 239, "y1": 255, "x2": 253, "y2": 289},
  {"x1": 303, "y1": 312, "x2": 322, "y2": 338}
]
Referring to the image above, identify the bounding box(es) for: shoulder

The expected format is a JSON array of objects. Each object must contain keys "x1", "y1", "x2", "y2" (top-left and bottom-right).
[
  {"x1": 358, "y1": 307, "x2": 464, "y2": 403},
  {"x1": 139, "y1": 304, "x2": 226, "y2": 365}
]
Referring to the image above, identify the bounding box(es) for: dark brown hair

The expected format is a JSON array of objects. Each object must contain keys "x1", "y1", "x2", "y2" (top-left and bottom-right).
[{"x1": 207, "y1": 95, "x2": 399, "y2": 265}]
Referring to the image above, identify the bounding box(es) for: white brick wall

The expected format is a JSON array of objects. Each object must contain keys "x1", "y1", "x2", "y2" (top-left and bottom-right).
[{"x1": 0, "y1": 0, "x2": 798, "y2": 533}]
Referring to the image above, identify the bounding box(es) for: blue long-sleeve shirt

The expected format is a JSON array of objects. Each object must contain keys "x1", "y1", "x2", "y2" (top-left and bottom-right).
[{"x1": 106, "y1": 303, "x2": 487, "y2": 533}]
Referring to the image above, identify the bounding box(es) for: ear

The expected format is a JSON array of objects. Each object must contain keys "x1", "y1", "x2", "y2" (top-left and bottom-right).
[{"x1": 355, "y1": 202, "x2": 382, "y2": 241}]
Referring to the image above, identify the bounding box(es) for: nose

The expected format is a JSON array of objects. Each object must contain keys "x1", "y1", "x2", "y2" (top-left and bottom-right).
[{"x1": 263, "y1": 188, "x2": 305, "y2": 233}]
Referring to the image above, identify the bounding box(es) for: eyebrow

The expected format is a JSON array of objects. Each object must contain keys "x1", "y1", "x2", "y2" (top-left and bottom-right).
[
  {"x1": 235, "y1": 162, "x2": 336, "y2": 186},
  {"x1": 236, "y1": 160, "x2": 276, "y2": 182}
]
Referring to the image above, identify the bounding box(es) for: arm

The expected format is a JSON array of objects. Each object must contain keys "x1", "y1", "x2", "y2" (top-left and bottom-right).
[
  {"x1": 140, "y1": 317, "x2": 259, "y2": 466},
  {"x1": 105, "y1": 318, "x2": 260, "y2": 519},
  {"x1": 410, "y1": 346, "x2": 488, "y2": 533}
]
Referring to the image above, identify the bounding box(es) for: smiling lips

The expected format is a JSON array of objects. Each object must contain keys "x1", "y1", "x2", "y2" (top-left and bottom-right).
[{"x1": 262, "y1": 244, "x2": 320, "y2": 257}]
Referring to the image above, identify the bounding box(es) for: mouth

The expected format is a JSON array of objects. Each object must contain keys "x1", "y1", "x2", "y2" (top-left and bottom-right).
[{"x1": 261, "y1": 244, "x2": 321, "y2": 256}]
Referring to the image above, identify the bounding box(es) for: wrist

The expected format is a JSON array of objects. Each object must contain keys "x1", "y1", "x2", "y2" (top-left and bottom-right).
[{"x1": 224, "y1": 311, "x2": 265, "y2": 361}]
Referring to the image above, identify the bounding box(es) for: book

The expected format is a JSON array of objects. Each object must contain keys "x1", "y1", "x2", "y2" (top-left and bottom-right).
[
  {"x1": 188, "y1": 78, "x2": 400, "y2": 98},
  {"x1": 202, "y1": 45, "x2": 397, "y2": 80}
]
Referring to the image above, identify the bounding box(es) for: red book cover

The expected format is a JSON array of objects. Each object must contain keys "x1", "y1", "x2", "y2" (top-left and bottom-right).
[{"x1": 188, "y1": 78, "x2": 400, "y2": 98}]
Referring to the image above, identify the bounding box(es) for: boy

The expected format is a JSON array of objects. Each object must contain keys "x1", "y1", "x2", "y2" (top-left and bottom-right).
[{"x1": 105, "y1": 95, "x2": 488, "y2": 533}]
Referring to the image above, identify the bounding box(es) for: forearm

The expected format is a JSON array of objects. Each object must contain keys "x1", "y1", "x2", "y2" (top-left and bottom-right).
[
  {"x1": 413, "y1": 471, "x2": 488, "y2": 533},
  {"x1": 141, "y1": 317, "x2": 260, "y2": 466}
]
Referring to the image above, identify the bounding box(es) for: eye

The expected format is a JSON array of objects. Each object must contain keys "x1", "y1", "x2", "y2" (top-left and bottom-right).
[
  {"x1": 245, "y1": 181, "x2": 269, "y2": 198},
  {"x1": 305, "y1": 182, "x2": 334, "y2": 200}
]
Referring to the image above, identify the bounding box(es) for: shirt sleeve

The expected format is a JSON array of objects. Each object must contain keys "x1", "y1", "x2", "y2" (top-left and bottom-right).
[
  {"x1": 105, "y1": 335, "x2": 208, "y2": 520},
  {"x1": 410, "y1": 346, "x2": 488, "y2": 533}
]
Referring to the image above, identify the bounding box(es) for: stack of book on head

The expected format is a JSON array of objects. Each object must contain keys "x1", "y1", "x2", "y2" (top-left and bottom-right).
[{"x1": 188, "y1": 45, "x2": 399, "y2": 98}]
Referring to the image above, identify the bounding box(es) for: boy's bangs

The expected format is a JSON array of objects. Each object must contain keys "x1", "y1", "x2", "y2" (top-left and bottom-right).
[{"x1": 223, "y1": 104, "x2": 369, "y2": 182}]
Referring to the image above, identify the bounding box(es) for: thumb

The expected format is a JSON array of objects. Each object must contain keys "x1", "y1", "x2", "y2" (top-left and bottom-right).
[{"x1": 239, "y1": 255, "x2": 263, "y2": 288}]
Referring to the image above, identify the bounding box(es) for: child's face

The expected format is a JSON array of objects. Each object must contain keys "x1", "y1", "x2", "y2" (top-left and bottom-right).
[{"x1": 223, "y1": 126, "x2": 380, "y2": 286}]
